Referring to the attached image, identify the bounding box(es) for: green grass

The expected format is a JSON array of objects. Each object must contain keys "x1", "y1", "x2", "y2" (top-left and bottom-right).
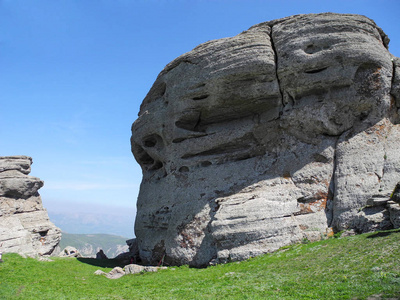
[{"x1": 1, "y1": 229, "x2": 400, "y2": 299}]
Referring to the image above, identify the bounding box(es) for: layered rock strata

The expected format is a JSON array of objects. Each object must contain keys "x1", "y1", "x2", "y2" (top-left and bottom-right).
[
  {"x1": 0, "y1": 156, "x2": 61, "y2": 256},
  {"x1": 131, "y1": 13, "x2": 400, "y2": 266}
]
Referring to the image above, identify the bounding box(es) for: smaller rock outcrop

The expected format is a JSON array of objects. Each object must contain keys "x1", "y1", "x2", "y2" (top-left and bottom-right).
[
  {"x1": 58, "y1": 246, "x2": 82, "y2": 258},
  {"x1": 0, "y1": 156, "x2": 61, "y2": 256},
  {"x1": 96, "y1": 249, "x2": 108, "y2": 259}
]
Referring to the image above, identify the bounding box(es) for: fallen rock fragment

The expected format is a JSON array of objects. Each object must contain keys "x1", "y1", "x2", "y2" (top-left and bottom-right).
[
  {"x1": 94, "y1": 270, "x2": 107, "y2": 276},
  {"x1": 106, "y1": 267, "x2": 125, "y2": 279},
  {"x1": 94, "y1": 263, "x2": 167, "y2": 279},
  {"x1": 37, "y1": 256, "x2": 54, "y2": 262}
]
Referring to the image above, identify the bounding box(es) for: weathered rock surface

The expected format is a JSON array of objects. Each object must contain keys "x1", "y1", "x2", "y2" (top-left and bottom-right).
[
  {"x1": 124, "y1": 263, "x2": 166, "y2": 274},
  {"x1": 94, "y1": 264, "x2": 167, "y2": 280},
  {"x1": 131, "y1": 13, "x2": 400, "y2": 267},
  {"x1": 106, "y1": 267, "x2": 125, "y2": 279},
  {"x1": 0, "y1": 156, "x2": 61, "y2": 256}
]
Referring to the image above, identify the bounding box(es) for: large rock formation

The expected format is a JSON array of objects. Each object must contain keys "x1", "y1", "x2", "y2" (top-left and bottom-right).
[
  {"x1": 131, "y1": 13, "x2": 400, "y2": 267},
  {"x1": 0, "y1": 156, "x2": 61, "y2": 256}
]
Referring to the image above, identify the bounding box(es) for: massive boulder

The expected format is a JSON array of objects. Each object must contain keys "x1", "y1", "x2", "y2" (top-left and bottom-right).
[
  {"x1": 0, "y1": 156, "x2": 61, "y2": 256},
  {"x1": 131, "y1": 13, "x2": 400, "y2": 267}
]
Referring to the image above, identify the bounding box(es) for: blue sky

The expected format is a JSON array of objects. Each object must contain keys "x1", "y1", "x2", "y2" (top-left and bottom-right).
[{"x1": 1, "y1": 0, "x2": 399, "y2": 238}]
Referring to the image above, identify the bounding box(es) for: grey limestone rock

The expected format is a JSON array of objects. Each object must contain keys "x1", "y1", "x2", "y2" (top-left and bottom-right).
[
  {"x1": 95, "y1": 264, "x2": 166, "y2": 279},
  {"x1": 124, "y1": 263, "x2": 166, "y2": 275},
  {"x1": 131, "y1": 13, "x2": 400, "y2": 266},
  {"x1": 0, "y1": 156, "x2": 61, "y2": 256},
  {"x1": 94, "y1": 269, "x2": 107, "y2": 276},
  {"x1": 106, "y1": 267, "x2": 125, "y2": 279}
]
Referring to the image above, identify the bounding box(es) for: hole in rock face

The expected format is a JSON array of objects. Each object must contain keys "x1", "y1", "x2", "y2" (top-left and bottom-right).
[
  {"x1": 304, "y1": 66, "x2": 328, "y2": 74},
  {"x1": 172, "y1": 137, "x2": 185, "y2": 143},
  {"x1": 133, "y1": 144, "x2": 155, "y2": 165},
  {"x1": 140, "y1": 152, "x2": 155, "y2": 165},
  {"x1": 142, "y1": 134, "x2": 163, "y2": 148},
  {"x1": 283, "y1": 171, "x2": 291, "y2": 179},
  {"x1": 39, "y1": 230, "x2": 48, "y2": 237},
  {"x1": 304, "y1": 44, "x2": 330, "y2": 54},
  {"x1": 358, "y1": 111, "x2": 370, "y2": 121},
  {"x1": 200, "y1": 161, "x2": 212, "y2": 167},
  {"x1": 132, "y1": 142, "x2": 164, "y2": 171},
  {"x1": 179, "y1": 166, "x2": 189, "y2": 172},
  {"x1": 305, "y1": 44, "x2": 320, "y2": 54},
  {"x1": 144, "y1": 139, "x2": 156, "y2": 147},
  {"x1": 192, "y1": 95, "x2": 209, "y2": 100},
  {"x1": 151, "y1": 161, "x2": 163, "y2": 171}
]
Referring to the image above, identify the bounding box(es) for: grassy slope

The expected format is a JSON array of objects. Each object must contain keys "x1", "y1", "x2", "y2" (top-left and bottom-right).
[
  {"x1": 1, "y1": 229, "x2": 399, "y2": 299},
  {"x1": 59, "y1": 233, "x2": 129, "y2": 257}
]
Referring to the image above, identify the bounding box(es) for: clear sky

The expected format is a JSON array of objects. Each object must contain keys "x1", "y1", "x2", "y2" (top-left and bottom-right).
[{"x1": 1, "y1": 0, "x2": 399, "y2": 238}]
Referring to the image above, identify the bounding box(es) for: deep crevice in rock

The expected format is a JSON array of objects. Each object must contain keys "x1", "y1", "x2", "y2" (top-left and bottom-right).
[
  {"x1": 379, "y1": 124, "x2": 392, "y2": 192},
  {"x1": 269, "y1": 25, "x2": 285, "y2": 111},
  {"x1": 304, "y1": 66, "x2": 329, "y2": 74},
  {"x1": 328, "y1": 136, "x2": 340, "y2": 229},
  {"x1": 390, "y1": 59, "x2": 400, "y2": 123},
  {"x1": 181, "y1": 143, "x2": 252, "y2": 159}
]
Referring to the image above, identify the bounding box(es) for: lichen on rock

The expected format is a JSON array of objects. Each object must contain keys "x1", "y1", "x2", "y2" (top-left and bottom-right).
[{"x1": 131, "y1": 13, "x2": 400, "y2": 267}]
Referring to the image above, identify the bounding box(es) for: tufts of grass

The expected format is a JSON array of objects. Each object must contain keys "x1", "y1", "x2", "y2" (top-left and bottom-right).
[{"x1": 0, "y1": 229, "x2": 399, "y2": 299}]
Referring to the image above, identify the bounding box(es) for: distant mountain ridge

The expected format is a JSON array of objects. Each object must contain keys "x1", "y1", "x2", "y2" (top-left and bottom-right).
[{"x1": 58, "y1": 232, "x2": 129, "y2": 258}]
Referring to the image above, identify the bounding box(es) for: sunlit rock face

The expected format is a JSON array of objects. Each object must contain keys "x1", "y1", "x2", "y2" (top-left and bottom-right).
[
  {"x1": 131, "y1": 13, "x2": 400, "y2": 267},
  {"x1": 0, "y1": 156, "x2": 61, "y2": 256}
]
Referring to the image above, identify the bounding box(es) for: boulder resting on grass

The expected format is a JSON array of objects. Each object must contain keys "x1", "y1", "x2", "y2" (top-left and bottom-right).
[{"x1": 131, "y1": 13, "x2": 400, "y2": 267}]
